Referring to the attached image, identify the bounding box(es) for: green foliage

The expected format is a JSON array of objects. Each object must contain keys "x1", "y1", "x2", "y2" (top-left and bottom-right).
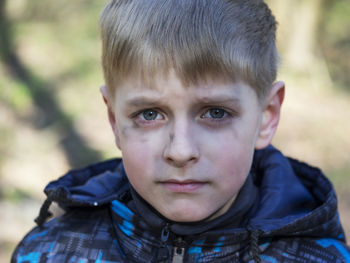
[
  {"x1": 0, "y1": 126, "x2": 13, "y2": 169},
  {"x1": 1, "y1": 0, "x2": 107, "y2": 170},
  {"x1": 328, "y1": 166, "x2": 350, "y2": 191},
  {"x1": 1, "y1": 187, "x2": 32, "y2": 204},
  {"x1": 324, "y1": 1, "x2": 350, "y2": 39},
  {"x1": 0, "y1": 71, "x2": 32, "y2": 111},
  {"x1": 321, "y1": 0, "x2": 350, "y2": 91},
  {"x1": 9, "y1": 0, "x2": 106, "y2": 23}
]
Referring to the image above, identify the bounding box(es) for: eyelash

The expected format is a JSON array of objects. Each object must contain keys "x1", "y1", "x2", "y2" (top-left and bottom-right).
[
  {"x1": 200, "y1": 108, "x2": 229, "y2": 119},
  {"x1": 132, "y1": 107, "x2": 234, "y2": 126},
  {"x1": 131, "y1": 108, "x2": 165, "y2": 127},
  {"x1": 138, "y1": 109, "x2": 164, "y2": 121}
]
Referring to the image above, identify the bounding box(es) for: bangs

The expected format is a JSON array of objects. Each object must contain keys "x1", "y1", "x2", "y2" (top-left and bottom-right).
[{"x1": 101, "y1": 0, "x2": 278, "y2": 100}]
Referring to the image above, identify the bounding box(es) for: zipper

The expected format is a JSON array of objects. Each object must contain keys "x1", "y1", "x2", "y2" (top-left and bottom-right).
[
  {"x1": 158, "y1": 224, "x2": 171, "y2": 262},
  {"x1": 172, "y1": 246, "x2": 185, "y2": 263},
  {"x1": 161, "y1": 224, "x2": 170, "y2": 243},
  {"x1": 159, "y1": 224, "x2": 186, "y2": 263},
  {"x1": 172, "y1": 237, "x2": 186, "y2": 263}
]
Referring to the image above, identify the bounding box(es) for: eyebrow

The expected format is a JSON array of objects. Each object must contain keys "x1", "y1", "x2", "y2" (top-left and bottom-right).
[
  {"x1": 124, "y1": 94, "x2": 242, "y2": 108},
  {"x1": 196, "y1": 95, "x2": 241, "y2": 105},
  {"x1": 125, "y1": 96, "x2": 163, "y2": 107}
]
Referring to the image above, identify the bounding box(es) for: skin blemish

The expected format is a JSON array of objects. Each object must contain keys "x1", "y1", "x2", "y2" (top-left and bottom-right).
[{"x1": 121, "y1": 126, "x2": 133, "y2": 137}]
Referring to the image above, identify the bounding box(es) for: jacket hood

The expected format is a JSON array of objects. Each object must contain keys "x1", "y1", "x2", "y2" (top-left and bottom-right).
[
  {"x1": 249, "y1": 147, "x2": 344, "y2": 241},
  {"x1": 37, "y1": 145, "x2": 345, "y2": 242}
]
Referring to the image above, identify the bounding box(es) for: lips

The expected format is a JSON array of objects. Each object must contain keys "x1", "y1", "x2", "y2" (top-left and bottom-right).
[{"x1": 161, "y1": 179, "x2": 207, "y2": 193}]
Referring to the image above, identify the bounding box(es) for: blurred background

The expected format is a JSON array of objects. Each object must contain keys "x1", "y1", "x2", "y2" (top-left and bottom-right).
[{"x1": 0, "y1": 0, "x2": 349, "y2": 261}]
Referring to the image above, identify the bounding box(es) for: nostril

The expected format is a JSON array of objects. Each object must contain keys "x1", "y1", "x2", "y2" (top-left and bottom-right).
[
  {"x1": 166, "y1": 158, "x2": 194, "y2": 168},
  {"x1": 164, "y1": 148, "x2": 199, "y2": 168}
]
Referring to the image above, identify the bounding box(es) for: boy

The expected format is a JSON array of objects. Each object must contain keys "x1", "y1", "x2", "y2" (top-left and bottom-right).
[{"x1": 12, "y1": 0, "x2": 350, "y2": 262}]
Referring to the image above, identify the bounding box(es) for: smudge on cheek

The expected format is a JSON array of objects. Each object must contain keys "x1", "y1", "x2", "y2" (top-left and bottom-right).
[
  {"x1": 118, "y1": 124, "x2": 165, "y2": 171},
  {"x1": 119, "y1": 127, "x2": 153, "y2": 154},
  {"x1": 121, "y1": 126, "x2": 132, "y2": 137}
]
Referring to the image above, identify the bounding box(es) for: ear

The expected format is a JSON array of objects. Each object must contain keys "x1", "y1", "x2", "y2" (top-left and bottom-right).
[
  {"x1": 255, "y1": 81, "x2": 285, "y2": 150},
  {"x1": 100, "y1": 85, "x2": 121, "y2": 149}
]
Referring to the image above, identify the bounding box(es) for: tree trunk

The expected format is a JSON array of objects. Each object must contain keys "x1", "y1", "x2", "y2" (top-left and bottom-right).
[
  {"x1": 267, "y1": 0, "x2": 324, "y2": 71},
  {"x1": 0, "y1": 0, "x2": 103, "y2": 167}
]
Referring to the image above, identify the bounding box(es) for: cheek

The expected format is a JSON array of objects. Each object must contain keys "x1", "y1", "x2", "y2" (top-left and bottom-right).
[
  {"x1": 220, "y1": 148, "x2": 253, "y2": 183},
  {"x1": 121, "y1": 141, "x2": 154, "y2": 193},
  {"x1": 200, "y1": 127, "x2": 256, "y2": 184},
  {"x1": 118, "y1": 127, "x2": 165, "y2": 179},
  {"x1": 201, "y1": 124, "x2": 256, "y2": 159}
]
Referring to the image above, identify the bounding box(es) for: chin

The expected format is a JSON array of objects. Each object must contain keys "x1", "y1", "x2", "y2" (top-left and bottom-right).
[
  {"x1": 168, "y1": 215, "x2": 205, "y2": 223},
  {"x1": 163, "y1": 209, "x2": 211, "y2": 223}
]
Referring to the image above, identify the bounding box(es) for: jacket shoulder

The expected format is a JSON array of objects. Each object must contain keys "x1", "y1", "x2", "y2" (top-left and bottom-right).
[
  {"x1": 260, "y1": 237, "x2": 350, "y2": 263},
  {"x1": 11, "y1": 207, "x2": 124, "y2": 262}
]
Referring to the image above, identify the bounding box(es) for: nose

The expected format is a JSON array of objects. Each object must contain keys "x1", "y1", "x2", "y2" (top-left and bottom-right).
[{"x1": 163, "y1": 120, "x2": 199, "y2": 167}]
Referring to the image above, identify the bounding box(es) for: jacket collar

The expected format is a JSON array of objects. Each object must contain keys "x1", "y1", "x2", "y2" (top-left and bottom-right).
[
  {"x1": 40, "y1": 145, "x2": 345, "y2": 244},
  {"x1": 128, "y1": 171, "x2": 258, "y2": 237}
]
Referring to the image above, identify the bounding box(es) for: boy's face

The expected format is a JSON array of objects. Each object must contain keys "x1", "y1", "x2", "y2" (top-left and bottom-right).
[{"x1": 104, "y1": 70, "x2": 283, "y2": 222}]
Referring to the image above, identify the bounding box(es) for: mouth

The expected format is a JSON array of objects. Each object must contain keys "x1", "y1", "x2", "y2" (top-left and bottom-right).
[{"x1": 160, "y1": 179, "x2": 207, "y2": 193}]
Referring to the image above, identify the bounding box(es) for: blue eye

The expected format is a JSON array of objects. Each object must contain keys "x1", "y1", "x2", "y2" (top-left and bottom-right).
[
  {"x1": 208, "y1": 108, "x2": 226, "y2": 118},
  {"x1": 203, "y1": 108, "x2": 227, "y2": 119},
  {"x1": 142, "y1": 110, "x2": 159, "y2": 120}
]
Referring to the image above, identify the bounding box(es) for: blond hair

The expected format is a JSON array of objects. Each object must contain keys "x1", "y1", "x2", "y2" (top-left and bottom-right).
[{"x1": 100, "y1": 0, "x2": 278, "y2": 101}]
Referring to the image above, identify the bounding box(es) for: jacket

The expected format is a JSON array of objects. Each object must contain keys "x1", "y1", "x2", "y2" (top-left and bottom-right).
[{"x1": 12, "y1": 146, "x2": 350, "y2": 262}]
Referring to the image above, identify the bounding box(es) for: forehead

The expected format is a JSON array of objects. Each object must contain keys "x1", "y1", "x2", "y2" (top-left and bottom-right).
[{"x1": 114, "y1": 69, "x2": 256, "y2": 101}]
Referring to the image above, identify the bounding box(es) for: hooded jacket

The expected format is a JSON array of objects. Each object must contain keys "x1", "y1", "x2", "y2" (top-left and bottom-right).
[{"x1": 12, "y1": 146, "x2": 350, "y2": 262}]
